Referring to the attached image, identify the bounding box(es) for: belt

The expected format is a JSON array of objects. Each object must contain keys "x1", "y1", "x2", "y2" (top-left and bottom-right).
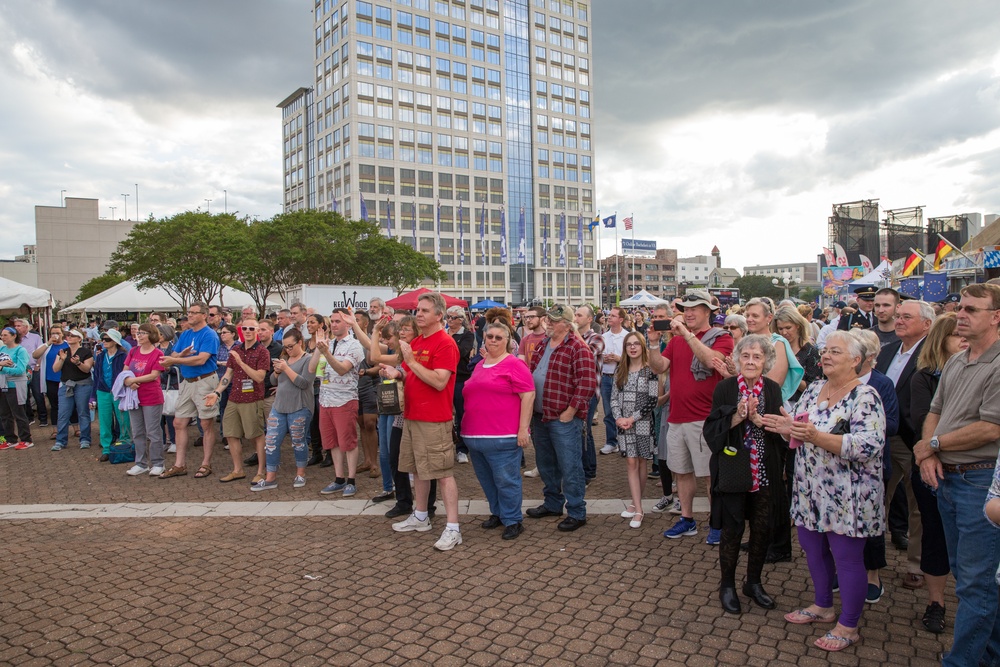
[
  {"x1": 183, "y1": 372, "x2": 216, "y2": 384},
  {"x1": 941, "y1": 461, "x2": 995, "y2": 474},
  {"x1": 602, "y1": 372, "x2": 615, "y2": 376}
]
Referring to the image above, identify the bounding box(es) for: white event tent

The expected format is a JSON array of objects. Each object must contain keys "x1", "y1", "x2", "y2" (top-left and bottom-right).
[
  {"x1": 619, "y1": 289, "x2": 669, "y2": 306},
  {"x1": 59, "y1": 280, "x2": 281, "y2": 316},
  {"x1": 0, "y1": 277, "x2": 54, "y2": 329}
]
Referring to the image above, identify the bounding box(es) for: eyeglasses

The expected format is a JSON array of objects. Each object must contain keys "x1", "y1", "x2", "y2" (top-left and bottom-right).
[
  {"x1": 956, "y1": 305, "x2": 999, "y2": 315},
  {"x1": 484, "y1": 334, "x2": 506, "y2": 341},
  {"x1": 282, "y1": 343, "x2": 297, "y2": 350},
  {"x1": 725, "y1": 325, "x2": 741, "y2": 330},
  {"x1": 241, "y1": 326, "x2": 256, "y2": 331},
  {"x1": 187, "y1": 310, "x2": 203, "y2": 315},
  {"x1": 625, "y1": 342, "x2": 643, "y2": 348},
  {"x1": 136, "y1": 331, "x2": 149, "y2": 336},
  {"x1": 523, "y1": 315, "x2": 539, "y2": 320}
]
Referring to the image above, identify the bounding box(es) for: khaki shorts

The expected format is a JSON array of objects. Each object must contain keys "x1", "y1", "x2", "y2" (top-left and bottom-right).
[
  {"x1": 399, "y1": 419, "x2": 455, "y2": 480},
  {"x1": 666, "y1": 420, "x2": 710, "y2": 477},
  {"x1": 222, "y1": 400, "x2": 264, "y2": 439},
  {"x1": 174, "y1": 375, "x2": 220, "y2": 421}
]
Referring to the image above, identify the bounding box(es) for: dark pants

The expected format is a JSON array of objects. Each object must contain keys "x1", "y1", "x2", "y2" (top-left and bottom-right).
[
  {"x1": 910, "y1": 464, "x2": 949, "y2": 576},
  {"x1": 390, "y1": 425, "x2": 436, "y2": 513},
  {"x1": 453, "y1": 378, "x2": 468, "y2": 455},
  {"x1": 0, "y1": 388, "x2": 31, "y2": 443},
  {"x1": 769, "y1": 445, "x2": 794, "y2": 557},
  {"x1": 309, "y1": 392, "x2": 322, "y2": 457},
  {"x1": 25, "y1": 371, "x2": 46, "y2": 423},
  {"x1": 45, "y1": 379, "x2": 60, "y2": 427},
  {"x1": 582, "y1": 394, "x2": 598, "y2": 480},
  {"x1": 719, "y1": 485, "x2": 772, "y2": 588}
]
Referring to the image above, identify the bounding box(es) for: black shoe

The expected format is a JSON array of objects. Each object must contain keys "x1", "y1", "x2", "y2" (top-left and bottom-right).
[
  {"x1": 584, "y1": 477, "x2": 594, "y2": 486},
  {"x1": 481, "y1": 515, "x2": 502, "y2": 529},
  {"x1": 720, "y1": 586, "x2": 742, "y2": 614},
  {"x1": 891, "y1": 531, "x2": 909, "y2": 550},
  {"x1": 98, "y1": 453, "x2": 110, "y2": 462},
  {"x1": 384, "y1": 504, "x2": 411, "y2": 519},
  {"x1": 526, "y1": 505, "x2": 563, "y2": 519},
  {"x1": 502, "y1": 522, "x2": 524, "y2": 540},
  {"x1": 764, "y1": 551, "x2": 792, "y2": 564},
  {"x1": 193, "y1": 436, "x2": 203, "y2": 448},
  {"x1": 243, "y1": 453, "x2": 258, "y2": 466},
  {"x1": 320, "y1": 452, "x2": 333, "y2": 468},
  {"x1": 921, "y1": 602, "x2": 946, "y2": 634},
  {"x1": 742, "y1": 582, "x2": 776, "y2": 609},
  {"x1": 372, "y1": 490, "x2": 395, "y2": 503},
  {"x1": 306, "y1": 454, "x2": 323, "y2": 467},
  {"x1": 739, "y1": 541, "x2": 750, "y2": 553},
  {"x1": 557, "y1": 517, "x2": 586, "y2": 532}
]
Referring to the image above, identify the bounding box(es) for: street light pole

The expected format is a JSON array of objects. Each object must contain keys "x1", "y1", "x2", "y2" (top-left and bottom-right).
[
  {"x1": 772, "y1": 271, "x2": 799, "y2": 300},
  {"x1": 204, "y1": 199, "x2": 212, "y2": 214},
  {"x1": 60, "y1": 190, "x2": 66, "y2": 206},
  {"x1": 224, "y1": 190, "x2": 227, "y2": 214},
  {"x1": 121, "y1": 194, "x2": 130, "y2": 220}
]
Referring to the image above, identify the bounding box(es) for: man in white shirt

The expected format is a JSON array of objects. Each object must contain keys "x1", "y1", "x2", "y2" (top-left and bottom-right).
[{"x1": 599, "y1": 307, "x2": 628, "y2": 455}]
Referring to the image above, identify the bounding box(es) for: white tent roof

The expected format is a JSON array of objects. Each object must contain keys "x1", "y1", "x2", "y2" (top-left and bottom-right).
[
  {"x1": 619, "y1": 289, "x2": 669, "y2": 306},
  {"x1": 59, "y1": 280, "x2": 281, "y2": 315},
  {"x1": 849, "y1": 260, "x2": 893, "y2": 286},
  {"x1": 0, "y1": 276, "x2": 53, "y2": 312}
]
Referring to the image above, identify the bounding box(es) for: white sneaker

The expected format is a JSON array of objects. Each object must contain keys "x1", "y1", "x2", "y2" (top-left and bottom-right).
[
  {"x1": 434, "y1": 528, "x2": 463, "y2": 551},
  {"x1": 669, "y1": 498, "x2": 683, "y2": 515},
  {"x1": 392, "y1": 514, "x2": 432, "y2": 533},
  {"x1": 166, "y1": 443, "x2": 176, "y2": 453},
  {"x1": 599, "y1": 444, "x2": 619, "y2": 455},
  {"x1": 149, "y1": 465, "x2": 165, "y2": 476},
  {"x1": 523, "y1": 467, "x2": 539, "y2": 478},
  {"x1": 126, "y1": 464, "x2": 150, "y2": 476},
  {"x1": 456, "y1": 452, "x2": 469, "y2": 464}
]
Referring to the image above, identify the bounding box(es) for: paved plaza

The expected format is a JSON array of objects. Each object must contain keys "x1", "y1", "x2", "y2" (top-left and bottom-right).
[{"x1": 0, "y1": 419, "x2": 954, "y2": 666}]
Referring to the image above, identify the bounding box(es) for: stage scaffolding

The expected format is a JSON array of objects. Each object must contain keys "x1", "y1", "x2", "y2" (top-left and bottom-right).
[
  {"x1": 828, "y1": 199, "x2": 880, "y2": 265},
  {"x1": 927, "y1": 215, "x2": 972, "y2": 255},
  {"x1": 883, "y1": 206, "x2": 924, "y2": 261}
]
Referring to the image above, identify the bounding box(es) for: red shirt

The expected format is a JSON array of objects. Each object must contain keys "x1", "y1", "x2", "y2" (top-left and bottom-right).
[
  {"x1": 664, "y1": 329, "x2": 733, "y2": 423},
  {"x1": 402, "y1": 328, "x2": 459, "y2": 422},
  {"x1": 226, "y1": 341, "x2": 272, "y2": 404},
  {"x1": 517, "y1": 331, "x2": 546, "y2": 361}
]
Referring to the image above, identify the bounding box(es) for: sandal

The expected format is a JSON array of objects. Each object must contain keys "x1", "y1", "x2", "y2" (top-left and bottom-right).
[
  {"x1": 620, "y1": 504, "x2": 638, "y2": 518},
  {"x1": 785, "y1": 609, "x2": 836, "y2": 625},
  {"x1": 219, "y1": 471, "x2": 246, "y2": 483},
  {"x1": 814, "y1": 632, "x2": 860, "y2": 652},
  {"x1": 194, "y1": 465, "x2": 212, "y2": 479},
  {"x1": 629, "y1": 513, "x2": 644, "y2": 529},
  {"x1": 159, "y1": 465, "x2": 187, "y2": 479}
]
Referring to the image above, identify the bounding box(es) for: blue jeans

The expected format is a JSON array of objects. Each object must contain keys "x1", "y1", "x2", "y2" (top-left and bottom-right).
[
  {"x1": 467, "y1": 436, "x2": 523, "y2": 525},
  {"x1": 938, "y1": 467, "x2": 1000, "y2": 667},
  {"x1": 531, "y1": 415, "x2": 586, "y2": 520},
  {"x1": 264, "y1": 407, "x2": 311, "y2": 473},
  {"x1": 600, "y1": 374, "x2": 617, "y2": 449},
  {"x1": 583, "y1": 394, "x2": 599, "y2": 479},
  {"x1": 377, "y1": 413, "x2": 395, "y2": 492},
  {"x1": 56, "y1": 383, "x2": 92, "y2": 447}
]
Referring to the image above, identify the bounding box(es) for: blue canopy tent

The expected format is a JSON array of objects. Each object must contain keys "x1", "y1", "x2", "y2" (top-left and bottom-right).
[{"x1": 470, "y1": 299, "x2": 507, "y2": 310}]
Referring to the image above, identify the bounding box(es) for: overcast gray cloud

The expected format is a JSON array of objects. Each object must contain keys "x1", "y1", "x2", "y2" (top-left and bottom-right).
[{"x1": 3, "y1": 0, "x2": 1000, "y2": 273}]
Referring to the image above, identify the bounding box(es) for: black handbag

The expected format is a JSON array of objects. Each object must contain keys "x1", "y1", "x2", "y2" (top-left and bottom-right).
[{"x1": 716, "y1": 439, "x2": 753, "y2": 493}]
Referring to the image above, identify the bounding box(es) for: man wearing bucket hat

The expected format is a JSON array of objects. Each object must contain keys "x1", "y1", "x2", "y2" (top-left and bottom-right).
[{"x1": 647, "y1": 289, "x2": 734, "y2": 542}]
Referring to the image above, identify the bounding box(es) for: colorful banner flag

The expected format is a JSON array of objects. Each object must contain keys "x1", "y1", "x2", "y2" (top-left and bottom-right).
[
  {"x1": 602, "y1": 214, "x2": 617, "y2": 228},
  {"x1": 859, "y1": 254, "x2": 873, "y2": 274},
  {"x1": 923, "y1": 271, "x2": 948, "y2": 302},
  {"x1": 331, "y1": 198, "x2": 338, "y2": 213},
  {"x1": 458, "y1": 202, "x2": 464, "y2": 265},
  {"x1": 517, "y1": 206, "x2": 526, "y2": 264},
  {"x1": 436, "y1": 200, "x2": 441, "y2": 262},
  {"x1": 623, "y1": 216, "x2": 633, "y2": 231},
  {"x1": 500, "y1": 207, "x2": 508, "y2": 265},
  {"x1": 588, "y1": 215, "x2": 600, "y2": 232},
  {"x1": 822, "y1": 247, "x2": 835, "y2": 267},
  {"x1": 479, "y1": 202, "x2": 487, "y2": 265},
  {"x1": 385, "y1": 197, "x2": 392, "y2": 239},
  {"x1": 899, "y1": 277, "x2": 921, "y2": 299},
  {"x1": 558, "y1": 212, "x2": 567, "y2": 267},
  {"x1": 833, "y1": 242, "x2": 848, "y2": 267},
  {"x1": 360, "y1": 194, "x2": 369, "y2": 222},
  {"x1": 902, "y1": 251, "x2": 923, "y2": 277},
  {"x1": 540, "y1": 221, "x2": 548, "y2": 266},
  {"x1": 576, "y1": 213, "x2": 584, "y2": 268},
  {"x1": 933, "y1": 239, "x2": 952, "y2": 270}
]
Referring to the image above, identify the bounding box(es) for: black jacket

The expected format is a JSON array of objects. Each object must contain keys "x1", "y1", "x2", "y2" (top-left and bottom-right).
[{"x1": 875, "y1": 338, "x2": 925, "y2": 448}]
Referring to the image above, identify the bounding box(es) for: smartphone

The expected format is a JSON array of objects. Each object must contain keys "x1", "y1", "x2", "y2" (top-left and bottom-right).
[
  {"x1": 652, "y1": 319, "x2": 671, "y2": 331},
  {"x1": 788, "y1": 412, "x2": 809, "y2": 449}
]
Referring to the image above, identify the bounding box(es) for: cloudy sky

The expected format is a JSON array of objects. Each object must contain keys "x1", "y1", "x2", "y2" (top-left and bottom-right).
[{"x1": 3, "y1": 0, "x2": 1000, "y2": 273}]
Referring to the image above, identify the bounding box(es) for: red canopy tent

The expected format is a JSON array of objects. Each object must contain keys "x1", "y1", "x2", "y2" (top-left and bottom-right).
[{"x1": 385, "y1": 287, "x2": 467, "y2": 310}]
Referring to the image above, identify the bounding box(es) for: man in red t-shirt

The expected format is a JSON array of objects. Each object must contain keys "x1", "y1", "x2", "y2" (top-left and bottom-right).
[
  {"x1": 648, "y1": 290, "x2": 733, "y2": 543},
  {"x1": 517, "y1": 306, "x2": 547, "y2": 363},
  {"x1": 382, "y1": 292, "x2": 462, "y2": 551}
]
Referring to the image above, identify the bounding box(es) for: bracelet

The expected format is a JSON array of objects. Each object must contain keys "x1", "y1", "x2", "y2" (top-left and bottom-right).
[{"x1": 213, "y1": 390, "x2": 222, "y2": 397}]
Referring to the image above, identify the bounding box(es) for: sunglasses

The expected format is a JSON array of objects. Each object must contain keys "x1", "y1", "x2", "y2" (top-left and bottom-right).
[
  {"x1": 484, "y1": 334, "x2": 506, "y2": 341},
  {"x1": 241, "y1": 326, "x2": 256, "y2": 331},
  {"x1": 187, "y1": 310, "x2": 203, "y2": 315},
  {"x1": 101, "y1": 337, "x2": 112, "y2": 342},
  {"x1": 956, "y1": 305, "x2": 999, "y2": 315},
  {"x1": 725, "y1": 325, "x2": 741, "y2": 330}
]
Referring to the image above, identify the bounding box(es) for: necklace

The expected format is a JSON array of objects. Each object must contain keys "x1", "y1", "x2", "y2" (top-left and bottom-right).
[{"x1": 818, "y1": 378, "x2": 858, "y2": 411}]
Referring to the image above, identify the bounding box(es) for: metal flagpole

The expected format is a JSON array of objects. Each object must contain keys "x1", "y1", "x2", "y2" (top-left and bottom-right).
[{"x1": 614, "y1": 211, "x2": 619, "y2": 305}]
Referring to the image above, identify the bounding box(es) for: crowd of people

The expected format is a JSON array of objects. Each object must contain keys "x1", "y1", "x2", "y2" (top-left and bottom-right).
[{"x1": 2, "y1": 282, "x2": 1000, "y2": 662}]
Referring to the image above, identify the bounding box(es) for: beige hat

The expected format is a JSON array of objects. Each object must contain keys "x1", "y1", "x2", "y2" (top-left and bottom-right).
[
  {"x1": 676, "y1": 289, "x2": 719, "y2": 312},
  {"x1": 66, "y1": 329, "x2": 85, "y2": 338}
]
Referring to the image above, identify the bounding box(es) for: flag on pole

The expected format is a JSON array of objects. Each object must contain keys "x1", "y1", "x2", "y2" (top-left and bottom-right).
[
  {"x1": 558, "y1": 212, "x2": 567, "y2": 267},
  {"x1": 540, "y1": 221, "x2": 548, "y2": 266},
  {"x1": 411, "y1": 201, "x2": 417, "y2": 243},
  {"x1": 822, "y1": 247, "x2": 835, "y2": 267},
  {"x1": 385, "y1": 197, "x2": 392, "y2": 239},
  {"x1": 458, "y1": 202, "x2": 465, "y2": 265},
  {"x1": 576, "y1": 213, "x2": 584, "y2": 268},
  {"x1": 859, "y1": 254, "x2": 873, "y2": 274},
  {"x1": 902, "y1": 250, "x2": 923, "y2": 277},
  {"x1": 499, "y1": 207, "x2": 508, "y2": 265},
  {"x1": 933, "y1": 239, "x2": 952, "y2": 270},
  {"x1": 331, "y1": 198, "x2": 339, "y2": 213},
  {"x1": 517, "y1": 206, "x2": 526, "y2": 264},
  {"x1": 833, "y1": 242, "x2": 848, "y2": 267},
  {"x1": 360, "y1": 194, "x2": 369, "y2": 222},
  {"x1": 923, "y1": 271, "x2": 948, "y2": 302},
  {"x1": 602, "y1": 214, "x2": 617, "y2": 228},
  {"x1": 623, "y1": 216, "x2": 633, "y2": 231},
  {"x1": 588, "y1": 215, "x2": 600, "y2": 232},
  {"x1": 899, "y1": 277, "x2": 921, "y2": 299},
  {"x1": 436, "y1": 200, "x2": 442, "y2": 262},
  {"x1": 479, "y1": 202, "x2": 487, "y2": 265}
]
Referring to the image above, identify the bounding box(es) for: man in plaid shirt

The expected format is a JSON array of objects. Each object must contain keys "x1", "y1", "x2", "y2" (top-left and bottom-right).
[
  {"x1": 526, "y1": 303, "x2": 597, "y2": 532},
  {"x1": 574, "y1": 305, "x2": 604, "y2": 483}
]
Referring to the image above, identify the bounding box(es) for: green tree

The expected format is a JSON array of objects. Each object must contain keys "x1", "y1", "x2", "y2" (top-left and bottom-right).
[{"x1": 73, "y1": 272, "x2": 126, "y2": 304}]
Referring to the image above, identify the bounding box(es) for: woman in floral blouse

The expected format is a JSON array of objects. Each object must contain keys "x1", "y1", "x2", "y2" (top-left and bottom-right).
[
  {"x1": 763, "y1": 330, "x2": 885, "y2": 653},
  {"x1": 611, "y1": 331, "x2": 660, "y2": 529}
]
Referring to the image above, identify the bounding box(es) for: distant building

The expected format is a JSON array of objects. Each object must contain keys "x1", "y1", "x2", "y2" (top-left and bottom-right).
[
  {"x1": 708, "y1": 267, "x2": 741, "y2": 287},
  {"x1": 677, "y1": 249, "x2": 719, "y2": 285},
  {"x1": 35, "y1": 198, "x2": 136, "y2": 306},
  {"x1": 599, "y1": 248, "x2": 678, "y2": 306},
  {"x1": 743, "y1": 261, "x2": 820, "y2": 289},
  {"x1": 0, "y1": 245, "x2": 39, "y2": 286}
]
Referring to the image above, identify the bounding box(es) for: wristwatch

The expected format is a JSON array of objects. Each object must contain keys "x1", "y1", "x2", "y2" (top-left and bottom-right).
[{"x1": 929, "y1": 436, "x2": 941, "y2": 452}]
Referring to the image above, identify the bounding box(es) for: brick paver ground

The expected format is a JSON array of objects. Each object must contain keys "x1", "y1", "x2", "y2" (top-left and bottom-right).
[{"x1": 0, "y1": 416, "x2": 955, "y2": 665}]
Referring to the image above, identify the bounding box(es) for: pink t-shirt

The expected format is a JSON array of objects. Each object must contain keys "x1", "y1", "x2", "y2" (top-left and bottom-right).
[
  {"x1": 461, "y1": 354, "x2": 535, "y2": 437},
  {"x1": 125, "y1": 346, "x2": 166, "y2": 406}
]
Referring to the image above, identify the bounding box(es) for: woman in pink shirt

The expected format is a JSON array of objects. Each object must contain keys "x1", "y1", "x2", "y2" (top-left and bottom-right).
[
  {"x1": 462, "y1": 322, "x2": 535, "y2": 540},
  {"x1": 123, "y1": 323, "x2": 165, "y2": 476}
]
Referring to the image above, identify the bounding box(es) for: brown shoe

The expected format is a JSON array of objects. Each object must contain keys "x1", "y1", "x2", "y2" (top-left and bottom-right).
[
  {"x1": 251, "y1": 473, "x2": 265, "y2": 484},
  {"x1": 901, "y1": 573, "x2": 925, "y2": 589},
  {"x1": 369, "y1": 468, "x2": 381, "y2": 478},
  {"x1": 219, "y1": 471, "x2": 246, "y2": 483},
  {"x1": 159, "y1": 465, "x2": 187, "y2": 479}
]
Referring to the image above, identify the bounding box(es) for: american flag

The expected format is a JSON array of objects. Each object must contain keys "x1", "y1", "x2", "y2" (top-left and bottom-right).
[{"x1": 623, "y1": 216, "x2": 633, "y2": 230}]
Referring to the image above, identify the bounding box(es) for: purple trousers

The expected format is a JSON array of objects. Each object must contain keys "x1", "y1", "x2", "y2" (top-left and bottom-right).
[{"x1": 797, "y1": 526, "x2": 868, "y2": 629}]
